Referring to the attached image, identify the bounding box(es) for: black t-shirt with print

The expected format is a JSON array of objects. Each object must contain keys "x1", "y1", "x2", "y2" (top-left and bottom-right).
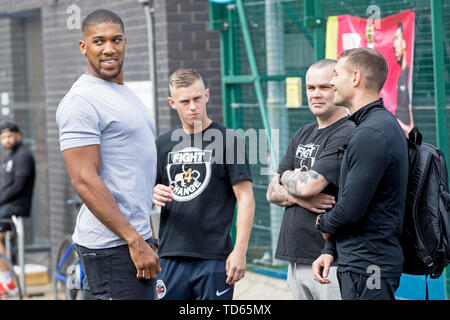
[
  {"x1": 275, "y1": 116, "x2": 354, "y2": 264},
  {"x1": 155, "y1": 121, "x2": 252, "y2": 260}
]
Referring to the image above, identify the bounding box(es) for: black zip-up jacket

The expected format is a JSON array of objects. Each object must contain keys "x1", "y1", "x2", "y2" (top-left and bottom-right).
[
  {"x1": 0, "y1": 143, "x2": 35, "y2": 216},
  {"x1": 317, "y1": 99, "x2": 409, "y2": 277}
]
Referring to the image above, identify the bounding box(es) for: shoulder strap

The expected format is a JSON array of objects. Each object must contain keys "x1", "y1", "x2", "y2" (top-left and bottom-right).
[{"x1": 408, "y1": 127, "x2": 423, "y2": 146}]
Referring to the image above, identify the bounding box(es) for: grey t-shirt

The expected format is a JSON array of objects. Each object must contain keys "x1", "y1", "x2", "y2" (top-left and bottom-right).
[{"x1": 56, "y1": 74, "x2": 157, "y2": 249}]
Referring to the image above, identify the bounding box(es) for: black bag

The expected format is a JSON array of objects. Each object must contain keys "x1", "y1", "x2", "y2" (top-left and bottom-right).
[{"x1": 401, "y1": 127, "x2": 450, "y2": 280}]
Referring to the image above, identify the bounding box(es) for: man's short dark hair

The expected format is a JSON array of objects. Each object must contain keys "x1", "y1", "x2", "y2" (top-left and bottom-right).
[
  {"x1": 82, "y1": 9, "x2": 124, "y2": 35},
  {"x1": 0, "y1": 122, "x2": 21, "y2": 133},
  {"x1": 340, "y1": 47, "x2": 388, "y2": 93}
]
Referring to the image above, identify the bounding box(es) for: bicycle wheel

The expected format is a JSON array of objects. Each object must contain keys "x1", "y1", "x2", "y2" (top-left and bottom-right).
[
  {"x1": 0, "y1": 253, "x2": 23, "y2": 300},
  {"x1": 53, "y1": 235, "x2": 82, "y2": 300}
]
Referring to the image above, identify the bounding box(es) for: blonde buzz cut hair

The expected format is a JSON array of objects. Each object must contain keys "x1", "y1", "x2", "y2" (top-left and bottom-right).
[{"x1": 169, "y1": 68, "x2": 204, "y2": 95}]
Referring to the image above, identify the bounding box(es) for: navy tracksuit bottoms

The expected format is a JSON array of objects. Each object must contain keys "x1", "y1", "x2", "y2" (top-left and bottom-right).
[{"x1": 156, "y1": 257, "x2": 234, "y2": 300}]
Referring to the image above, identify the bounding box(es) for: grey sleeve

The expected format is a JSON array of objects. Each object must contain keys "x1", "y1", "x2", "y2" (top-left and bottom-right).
[{"x1": 56, "y1": 95, "x2": 101, "y2": 152}]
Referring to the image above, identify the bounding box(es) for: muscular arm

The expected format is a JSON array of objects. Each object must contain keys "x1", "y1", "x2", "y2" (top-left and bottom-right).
[
  {"x1": 226, "y1": 179, "x2": 255, "y2": 285},
  {"x1": 63, "y1": 145, "x2": 140, "y2": 242},
  {"x1": 281, "y1": 169, "x2": 330, "y2": 198},
  {"x1": 62, "y1": 145, "x2": 160, "y2": 279}
]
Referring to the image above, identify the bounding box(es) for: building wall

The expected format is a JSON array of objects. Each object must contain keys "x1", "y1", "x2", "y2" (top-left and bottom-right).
[
  {"x1": 154, "y1": 0, "x2": 223, "y2": 134},
  {"x1": 0, "y1": 18, "x2": 13, "y2": 114},
  {"x1": 0, "y1": 0, "x2": 222, "y2": 269}
]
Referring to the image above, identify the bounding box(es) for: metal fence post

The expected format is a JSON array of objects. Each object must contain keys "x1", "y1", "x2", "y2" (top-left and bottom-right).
[
  {"x1": 304, "y1": 0, "x2": 325, "y2": 61},
  {"x1": 430, "y1": 0, "x2": 450, "y2": 300}
]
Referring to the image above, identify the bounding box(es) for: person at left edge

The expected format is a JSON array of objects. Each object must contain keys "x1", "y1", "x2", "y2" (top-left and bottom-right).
[
  {"x1": 152, "y1": 68, "x2": 255, "y2": 300},
  {"x1": 56, "y1": 9, "x2": 160, "y2": 300},
  {"x1": 0, "y1": 122, "x2": 35, "y2": 299}
]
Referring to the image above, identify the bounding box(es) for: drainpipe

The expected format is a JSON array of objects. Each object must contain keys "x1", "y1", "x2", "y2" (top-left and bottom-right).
[
  {"x1": 138, "y1": 0, "x2": 158, "y2": 133},
  {"x1": 265, "y1": 0, "x2": 287, "y2": 265}
]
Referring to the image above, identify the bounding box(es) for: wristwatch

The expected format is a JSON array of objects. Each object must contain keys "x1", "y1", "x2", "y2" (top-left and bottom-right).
[{"x1": 315, "y1": 215, "x2": 322, "y2": 229}]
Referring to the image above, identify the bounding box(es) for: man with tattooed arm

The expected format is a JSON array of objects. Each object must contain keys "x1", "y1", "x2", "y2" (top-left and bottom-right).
[{"x1": 266, "y1": 59, "x2": 354, "y2": 300}]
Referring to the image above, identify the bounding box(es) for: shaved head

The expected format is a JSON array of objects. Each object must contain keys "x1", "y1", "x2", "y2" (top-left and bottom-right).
[{"x1": 307, "y1": 59, "x2": 337, "y2": 73}]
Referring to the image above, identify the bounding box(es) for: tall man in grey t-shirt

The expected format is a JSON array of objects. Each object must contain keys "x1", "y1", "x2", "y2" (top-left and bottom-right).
[{"x1": 56, "y1": 9, "x2": 160, "y2": 300}]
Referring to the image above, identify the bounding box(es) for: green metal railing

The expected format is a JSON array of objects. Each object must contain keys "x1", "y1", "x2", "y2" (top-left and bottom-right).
[{"x1": 431, "y1": 0, "x2": 448, "y2": 160}]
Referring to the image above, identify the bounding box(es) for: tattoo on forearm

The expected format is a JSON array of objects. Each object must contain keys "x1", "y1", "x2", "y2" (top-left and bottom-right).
[
  {"x1": 267, "y1": 178, "x2": 295, "y2": 207},
  {"x1": 283, "y1": 170, "x2": 325, "y2": 197}
]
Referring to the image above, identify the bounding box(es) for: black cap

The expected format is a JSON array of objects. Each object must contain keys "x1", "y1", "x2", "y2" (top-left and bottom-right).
[{"x1": 0, "y1": 122, "x2": 21, "y2": 133}]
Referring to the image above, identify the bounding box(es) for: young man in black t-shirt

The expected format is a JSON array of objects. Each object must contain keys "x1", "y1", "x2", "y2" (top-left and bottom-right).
[
  {"x1": 266, "y1": 60, "x2": 354, "y2": 300},
  {"x1": 152, "y1": 68, "x2": 255, "y2": 300},
  {"x1": 0, "y1": 123, "x2": 35, "y2": 298}
]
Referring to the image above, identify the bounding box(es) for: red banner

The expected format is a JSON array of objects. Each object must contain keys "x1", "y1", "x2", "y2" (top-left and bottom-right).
[{"x1": 326, "y1": 10, "x2": 415, "y2": 133}]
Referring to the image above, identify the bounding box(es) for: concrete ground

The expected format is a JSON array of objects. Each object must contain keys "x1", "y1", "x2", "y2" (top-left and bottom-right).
[
  {"x1": 234, "y1": 271, "x2": 293, "y2": 300},
  {"x1": 6, "y1": 270, "x2": 292, "y2": 300}
]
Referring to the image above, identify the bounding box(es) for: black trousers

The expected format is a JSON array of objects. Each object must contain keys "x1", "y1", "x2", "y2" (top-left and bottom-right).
[
  {"x1": 337, "y1": 271, "x2": 400, "y2": 300},
  {"x1": 75, "y1": 241, "x2": 156, "y2": 300}
]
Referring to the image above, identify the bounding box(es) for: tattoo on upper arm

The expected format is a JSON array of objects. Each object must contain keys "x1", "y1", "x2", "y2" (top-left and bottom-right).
[{"x1": 308, "y1": 170, "x2": 319, "y2": 179}]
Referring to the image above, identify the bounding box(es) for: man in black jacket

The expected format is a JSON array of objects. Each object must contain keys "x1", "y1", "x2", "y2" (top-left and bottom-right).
[
  {"x1": 0, "y1": 122, "x2": 35, "y2": 298},
  {"x1": 312, "y1": 48, "x2": 409, "y2": 300}
]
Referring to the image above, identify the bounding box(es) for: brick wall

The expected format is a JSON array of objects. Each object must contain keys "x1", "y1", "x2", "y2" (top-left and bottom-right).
[
  {"x1": 154, "y1": 0, "x2": 223, "y2": 134},
  {"x1": 0, "y1": 18, "x2": 13, "y2": 112}
]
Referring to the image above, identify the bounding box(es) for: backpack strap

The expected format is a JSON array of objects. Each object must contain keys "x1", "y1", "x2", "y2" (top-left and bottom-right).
[
  {"x1": 440, "y1": 186, "x2": 450, "y2": 210},
  {"x1": 408, "y1": 127, "x2": 423, "y2": 145},
  {"x1": 411, "y1": 151, "x2": 435, "y2": 272}
]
